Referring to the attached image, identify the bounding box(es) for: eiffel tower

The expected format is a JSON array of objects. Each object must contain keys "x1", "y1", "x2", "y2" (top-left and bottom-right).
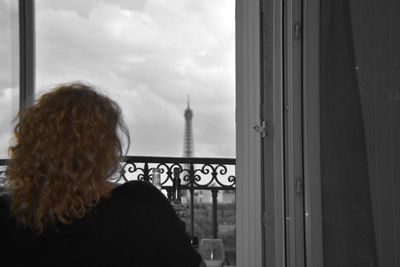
[
  {"x1": 183, "y1": 96, "x2": 194, "y2": 158},
  {"x1": 181, "y1": 96, "x2": 194, "y2": 205}
]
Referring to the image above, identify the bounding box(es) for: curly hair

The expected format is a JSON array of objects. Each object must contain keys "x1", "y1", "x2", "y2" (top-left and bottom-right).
[{"x1": 6, "y1": 82, "x2": 130, "y2": 234}]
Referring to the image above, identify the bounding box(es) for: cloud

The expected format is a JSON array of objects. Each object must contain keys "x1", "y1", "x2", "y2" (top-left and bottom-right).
[{"x1": 1, "y1": 0, "x2": 236, "y2": 158}]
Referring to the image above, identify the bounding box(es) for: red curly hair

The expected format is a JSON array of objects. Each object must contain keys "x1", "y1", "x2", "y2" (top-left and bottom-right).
[{"x1": 6, "y1": 82, "x2": 130, "y2": 234}]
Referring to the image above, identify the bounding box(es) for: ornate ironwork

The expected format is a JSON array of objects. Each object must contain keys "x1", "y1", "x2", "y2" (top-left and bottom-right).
[
  {"x1": 113, "y1": 156, "x2": 236, "y2": 190},
  {"x1": 0, "y1": 159, "x2": 9, "y2": 194}
]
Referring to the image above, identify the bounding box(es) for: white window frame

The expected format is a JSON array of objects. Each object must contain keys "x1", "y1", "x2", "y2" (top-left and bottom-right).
[
  {"x1": 235, "y1": 0, "x2": 263, "y2": 265},
  {"x1": 236, "y1": 0, "x2": 286, "y2": 266},
  {"x1": 237, "y1": 0, "x2": 324, "y2": 266}
]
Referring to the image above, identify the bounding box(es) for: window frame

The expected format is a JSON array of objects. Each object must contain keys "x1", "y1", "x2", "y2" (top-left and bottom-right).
[
  {"x1": 19, "y1": 0, "x2": 35, "y2": 108},
  {"x1": 235, "y1": 0, "x2": 263, "y2": 265},
  {"x1": 259, "y1": 0, "x2": 286, "y2": 266}
]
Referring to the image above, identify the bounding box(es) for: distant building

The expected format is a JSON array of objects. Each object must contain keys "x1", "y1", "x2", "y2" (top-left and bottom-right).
[
  {"x1": 193, "y1": 187, "x2": 235, "y2": 204},
  {"x1": 222, "y1": 190, "x2": 235, "y2": 203}
]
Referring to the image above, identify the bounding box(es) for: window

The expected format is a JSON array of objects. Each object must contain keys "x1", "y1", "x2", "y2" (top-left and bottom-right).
[{"x1": 1, "y1": 1, "x2": 266, "y2": 266}]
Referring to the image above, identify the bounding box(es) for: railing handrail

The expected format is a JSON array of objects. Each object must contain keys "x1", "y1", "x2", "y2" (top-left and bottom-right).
[
  {"x1": 123, "y1": 156, "x2": 235, "y2": 165},
  {"x1": 0, "y1": 156, "x2": 235, "y2": 166}
]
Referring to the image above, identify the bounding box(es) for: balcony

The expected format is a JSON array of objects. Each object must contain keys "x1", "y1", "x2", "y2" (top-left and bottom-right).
[{"x1": 0, "y1": 156, "x2": 237, "y2": 264}]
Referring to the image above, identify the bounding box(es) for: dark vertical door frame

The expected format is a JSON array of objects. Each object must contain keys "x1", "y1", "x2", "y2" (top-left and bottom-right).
[
  {"x1": 303, "y1": 0, "x2": 324, "y2": 265},
  {"x1": 283, "y1": 0, "x2": 305, "y2": 265},
  {"x1": 19, "y1": 0, "x2": 35, "y2": 108}
]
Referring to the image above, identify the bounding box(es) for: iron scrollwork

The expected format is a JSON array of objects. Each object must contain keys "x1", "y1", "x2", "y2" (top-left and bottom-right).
[{"x1": 114, "y1": 156, "x2": 236, "y2": 190}]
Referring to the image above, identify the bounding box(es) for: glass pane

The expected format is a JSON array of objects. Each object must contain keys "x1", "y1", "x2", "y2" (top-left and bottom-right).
[
  {"x1": 320, "y1": 0, "x2": 400, "y2": 266},
  {"x1": 0, "y1": 0, "x2": 19, "y2": 159},
  {"x1": 35, "y1": 0, "x2": 235, "y2": 158}
]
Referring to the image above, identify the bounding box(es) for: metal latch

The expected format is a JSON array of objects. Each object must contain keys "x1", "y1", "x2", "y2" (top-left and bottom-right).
[
  {"x1": 294, "y1": 23, "x2": 302, "y2": 40},
  {"x1": 295, "y1": 177, "x2": 303, "y2": 195},
  {"x1": 253, "y1": 120, "x2": 267, "y2": 138},
  {"x1": 261, "y1": 211, "x2": 267, "y2": 225}
]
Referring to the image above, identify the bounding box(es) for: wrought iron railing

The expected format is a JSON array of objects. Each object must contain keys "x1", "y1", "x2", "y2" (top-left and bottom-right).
[
  {"x1": 0, "y1": 157, "x2": 236, "y2": 240},
  {"x1": 0, "y1": 159, "x2": 8, "y2": 195}
]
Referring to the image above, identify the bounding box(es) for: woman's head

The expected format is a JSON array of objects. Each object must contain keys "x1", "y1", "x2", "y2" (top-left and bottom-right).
[{"x1": 6, "y1": 82, "x2": 130, "y2": 233}]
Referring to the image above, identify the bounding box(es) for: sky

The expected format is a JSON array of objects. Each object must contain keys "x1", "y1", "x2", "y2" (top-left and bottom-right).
[
  {"x1": 0, "y1": 0, "x2": 19, "y2": 159},
  {"x1": 0, "y1": 0, "x2": 235, "y2": 158}
]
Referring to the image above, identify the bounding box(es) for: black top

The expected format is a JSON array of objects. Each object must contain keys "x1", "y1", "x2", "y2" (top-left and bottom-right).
[{"x1": 0, "y1": 181, "x2": 201, "y2": 266}]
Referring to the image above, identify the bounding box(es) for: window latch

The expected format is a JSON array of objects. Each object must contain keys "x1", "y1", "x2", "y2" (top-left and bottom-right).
[
  {"x1": 294, "y1": 23, "x2": 302, "y2": 40},
  {"x1": 253, "y1": 120, "x2": 268, "y2": 138},
  {"x1": 296, "y1": 177, "x2": 303, "y2": 195}
]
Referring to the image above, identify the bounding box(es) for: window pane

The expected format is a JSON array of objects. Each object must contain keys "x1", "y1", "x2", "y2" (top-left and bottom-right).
[
  {"x1": 35, "y1": 0, "x2": 235, "y2": 158},
  {"x1": 0, "y1": 0, "x2": 19, "y2": 158}
]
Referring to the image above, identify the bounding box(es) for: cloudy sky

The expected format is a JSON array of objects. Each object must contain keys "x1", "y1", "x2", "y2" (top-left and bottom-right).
[{"x1": 0, "y1": 0, "x2": 235, "y2": 158}]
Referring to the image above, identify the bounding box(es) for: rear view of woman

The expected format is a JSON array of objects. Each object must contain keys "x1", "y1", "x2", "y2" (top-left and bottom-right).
[{"x1": 0, "y1": 82, "x2": 203, "y2": 266}]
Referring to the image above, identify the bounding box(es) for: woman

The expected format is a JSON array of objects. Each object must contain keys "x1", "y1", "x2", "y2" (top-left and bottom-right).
[{"x1": 0, "y1": 82, "x2": 204, "y2": 266}]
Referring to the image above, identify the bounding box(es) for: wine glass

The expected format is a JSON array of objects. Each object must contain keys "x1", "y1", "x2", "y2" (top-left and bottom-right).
[{"x1": 199, "y1": 238, "x2": 225, "y2": 267}]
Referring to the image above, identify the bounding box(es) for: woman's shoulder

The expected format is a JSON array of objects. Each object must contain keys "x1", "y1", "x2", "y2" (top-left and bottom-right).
[
  {"x1": 110, "y1": 180, "x2": 160, "y2": 196},
  {"x1": 104, "y1": 180, "x2": 166, "y2": 207},
  {"x1": 93, "y1": 181, "x2": 169, "y2": 226}
]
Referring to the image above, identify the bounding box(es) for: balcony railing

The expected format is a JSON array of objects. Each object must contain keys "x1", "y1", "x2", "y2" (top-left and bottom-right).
[{"x1": 0, "y1": 156, "x2": 236, "y2": 240}]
